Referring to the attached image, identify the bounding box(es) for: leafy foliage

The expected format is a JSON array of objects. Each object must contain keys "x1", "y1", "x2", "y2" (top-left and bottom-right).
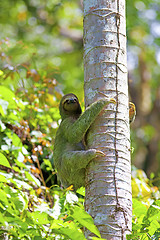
[
  {"x1": 0, "y1": 0, "x2": 84, "y2": 97},
  {"x1": 127, "y1": 168, "x2": 160, "y2": 239}
]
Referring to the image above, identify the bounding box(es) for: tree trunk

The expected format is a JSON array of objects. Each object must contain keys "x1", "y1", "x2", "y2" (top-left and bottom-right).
[{"x1": 83, "y1": 0, "x2": 132, "y2": 239}]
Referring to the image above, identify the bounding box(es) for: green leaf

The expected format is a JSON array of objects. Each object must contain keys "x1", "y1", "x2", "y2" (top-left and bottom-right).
[
  {"x1": 0, "y1": 211, "x2": 5, "y2": 224},
  {"x1": 14, "y1": 159, "x2": 26, "y2": 168},
  {"x1": 6, "y1": 130, "x2": 22, "y2": 148},
  {"x1": 152, "y1": 229, "x2": 160, "y2": 239},
  {"x1": 0, "y1": 86, "x2": 16, "y2": 108},
  {"x1": 2, "y1": 186, "x2": 26, "y2": 212},
  {"x1": 0, "y1": 189, "x2": 9, "y2": 206},
  {"x1": 51, "y1": 220, "x2": 86, "y2": 240},
  {"x1": 145, "y1": 201, "x2": 160, "y2": 223},
  {"x1": 11, "y1": 194, "x2": 26, "y2": 212},
  {"x1": 72, "y1": 206, "x2": 101, "y2": 238},
  {"x1": 29, "y1": 212, "x2": 50, "y2": 225},
  {"x1": 148, "y1": 220, "x2": 159, "y2": 236},
  {"x1": 12, "y1": 166, "x2": 20, "y2": 172},
  {"x1": 0, "y1": 152, "x2": 11, "y2": 168},
  {"x1": 132, "y1": 199, "x2": 147, "y2": 219},
  {"x1": 43, "y1": 159, "x2": 52, "y2": 171},
  {"x1": 76, "y1": 187, "x2": 85, "y2": 196},
  {"x1": 0, "y1": 173, "x2": 7, "y2": 182},
  {"x1": 25, "y1": 171, "x2": 40, "y2": 187}
]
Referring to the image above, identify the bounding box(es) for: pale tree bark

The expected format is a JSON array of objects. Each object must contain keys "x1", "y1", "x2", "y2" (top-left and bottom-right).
[{"x1": 83, "y1": 0, "x2": 132, "y2": 239}]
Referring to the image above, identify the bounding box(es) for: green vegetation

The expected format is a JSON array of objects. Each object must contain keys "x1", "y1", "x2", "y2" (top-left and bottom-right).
[{"x1": 0, "y1": 0, "x2": 160, "y2": 239}]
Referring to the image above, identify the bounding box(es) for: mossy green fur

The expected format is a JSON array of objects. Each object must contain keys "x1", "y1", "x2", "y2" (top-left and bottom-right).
[{"x1": 54, "y1": 94, "x2": 111, "y2": 190}]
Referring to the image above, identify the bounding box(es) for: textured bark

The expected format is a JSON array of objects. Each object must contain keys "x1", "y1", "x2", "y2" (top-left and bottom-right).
[{"x1": 83, "y1": 0, "x2": 132, "y2": 239}]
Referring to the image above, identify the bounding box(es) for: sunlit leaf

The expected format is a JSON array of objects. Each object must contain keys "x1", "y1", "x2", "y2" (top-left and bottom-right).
[
  {"x1": 29, "y1": 211, "x2": 50, "y2": 225},
  {"x1": 25, "y1": 171, "x2": 40, "y2": 186},
  {"x1": 0, "y1": 86, "x2": 16, "y2": 108},
  {"x1": 0, "y1": 152, "x2": 11, "y2": 168},
  {"x1": 0, "y1": 189, "x2": 9, "y2": 206},
  {"x1": 72, "y1": 206, "x2": 101, "y2": 238},
  {"x1": 132, "y1": 199, "x2": 148, "y2": 219},
  {"x1": 51, "y1": 220, "x2": 86, "y2": 240},
  {"x1": 11, "y1": 194, "x2": 26, "y2": 212},
  {"x1": 0, "y1": 173, "x2": 7, "y2": 182},
  {"x1": 76, "y1": 187, "x2": 85, "y2": 196}
]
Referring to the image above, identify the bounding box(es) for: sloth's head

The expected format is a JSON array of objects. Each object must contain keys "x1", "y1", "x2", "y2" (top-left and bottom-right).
[
  {"x1": 129, "y1": 102, "x2": 136, "y2": 123},
  {"x1": 60, "y1": 93, "x2": 82, "y2": 120}
]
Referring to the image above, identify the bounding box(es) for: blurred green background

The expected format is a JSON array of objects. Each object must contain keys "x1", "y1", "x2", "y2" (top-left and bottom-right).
[{"x1": 0, "y1": 0, "x2": 160, "y2": 182}]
